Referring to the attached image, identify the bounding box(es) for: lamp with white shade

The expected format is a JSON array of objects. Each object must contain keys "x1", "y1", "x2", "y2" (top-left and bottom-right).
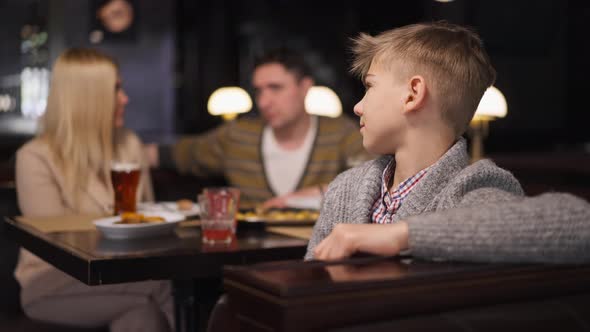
[
  {"x1": 207, "y1": 86, "x2": 252, "y2": 121},
  {"x1": 469, "y1": 86, "x2": 508, "y2": 162},
  {"x1": 304, "y1": 86, "x2": 342, "y2": 118}
]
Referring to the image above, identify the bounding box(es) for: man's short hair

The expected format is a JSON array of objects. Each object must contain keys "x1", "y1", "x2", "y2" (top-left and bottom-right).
[
  {"x1": 254, "y1": 47, "x2": 312, "y2": 80},
  {"x1": 351, "y1": 22, "x2": 496, "y2": 135}
]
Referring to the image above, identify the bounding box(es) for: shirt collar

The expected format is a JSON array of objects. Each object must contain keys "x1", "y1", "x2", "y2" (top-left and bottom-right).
[{"x1": 380, "y1": 159, "x2": 432, "y2": 202}]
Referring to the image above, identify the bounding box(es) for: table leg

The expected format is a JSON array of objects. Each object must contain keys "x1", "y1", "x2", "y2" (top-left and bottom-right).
[
  {"x1": 173, "y1": 278, "x2": 223, "y2": 332},
  {"x1": 194, "y1": 277, "x2": 223, "y2": 332},
  {"x1": 173, "y1": 279, "x2": 195, "y2": 332}
]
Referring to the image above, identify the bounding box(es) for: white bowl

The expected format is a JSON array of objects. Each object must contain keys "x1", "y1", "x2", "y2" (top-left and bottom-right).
[{"x1": 93, "y1": 212, "x2": 185, "y2": 240}]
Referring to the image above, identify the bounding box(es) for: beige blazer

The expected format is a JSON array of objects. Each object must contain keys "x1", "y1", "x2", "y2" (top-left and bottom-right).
[{"x1": 14, "y1": 129, "x2": 154, "y2": 304}]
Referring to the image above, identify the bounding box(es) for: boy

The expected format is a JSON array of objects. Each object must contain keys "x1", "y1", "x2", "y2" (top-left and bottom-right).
[{"x1": 306, "y1": 22, "x2": 525, "y2": 260}]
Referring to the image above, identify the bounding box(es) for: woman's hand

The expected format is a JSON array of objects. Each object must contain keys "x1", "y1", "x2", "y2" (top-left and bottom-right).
[{"x1": 144, "y1": 143, "x2": 159, "y2": 168}]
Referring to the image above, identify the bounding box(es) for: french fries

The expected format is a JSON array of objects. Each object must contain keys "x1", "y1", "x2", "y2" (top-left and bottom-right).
[
  {"x1": 235, "y1": 210, "x2": 319, "y2": 222},
  {"x1": 176, "y1": 199, "x2": 193, "y2": 211},
  {"x1": 115, "y1": 212, "x2": 165, "y2": 224}
]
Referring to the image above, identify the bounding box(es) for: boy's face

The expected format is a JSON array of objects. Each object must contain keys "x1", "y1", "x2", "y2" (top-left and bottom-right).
[
  {"x1": 353, "y1": 61, "x2": 407, "y2": 155},
  {"x1": 252, "y1": 63, "x2": 311, "y2": 131}
]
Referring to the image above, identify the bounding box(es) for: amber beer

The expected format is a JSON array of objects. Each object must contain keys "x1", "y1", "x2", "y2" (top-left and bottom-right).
[{"x1": 111, "y1": 162, "x2": 141, "y2": 214}]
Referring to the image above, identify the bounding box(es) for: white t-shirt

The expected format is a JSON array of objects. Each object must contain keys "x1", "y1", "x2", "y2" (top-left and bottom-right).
[{"x1": 262, "y1": 116, "x2": 318, "y2": 196}]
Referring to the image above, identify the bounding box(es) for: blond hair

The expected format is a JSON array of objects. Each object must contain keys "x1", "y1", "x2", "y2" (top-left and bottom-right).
[
  {"x1": 40, "y1": 48, "x2": 118, "y2": 210},
  {"x1": 351, "y1": 22, "x2": 496, "y2": 135}
]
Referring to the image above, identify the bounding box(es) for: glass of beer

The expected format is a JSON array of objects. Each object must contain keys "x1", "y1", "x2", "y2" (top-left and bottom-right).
[{"x1": 111, "y1": 162, "x2": 141, "y2": 215}]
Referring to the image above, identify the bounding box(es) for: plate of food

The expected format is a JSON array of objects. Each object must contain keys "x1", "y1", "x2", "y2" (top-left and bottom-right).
[
  {"x1": 138, "y1": 199, "x2": 200, "y2": 217},
  {"x1": 93, "y1": 211, "x2": 185, "y2": 240},
  {"x1": 236, "y1": 209, "x2": 319, "y2": 226}
]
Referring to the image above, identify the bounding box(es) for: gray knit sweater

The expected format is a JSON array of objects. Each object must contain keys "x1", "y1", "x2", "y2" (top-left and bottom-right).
[{"x1": 306, "y1": 138, "x2": 590, "y2": 263}]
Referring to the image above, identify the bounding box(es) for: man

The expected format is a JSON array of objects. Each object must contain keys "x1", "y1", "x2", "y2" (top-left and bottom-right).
[{"x1": 148, "y1": 48, "x2": 368, "y2": 208}]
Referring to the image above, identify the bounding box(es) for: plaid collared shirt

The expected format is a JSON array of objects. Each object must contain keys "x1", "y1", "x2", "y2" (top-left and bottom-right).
[{"x1": 371, "y1": 160, "x2": 430, "y2": 224}]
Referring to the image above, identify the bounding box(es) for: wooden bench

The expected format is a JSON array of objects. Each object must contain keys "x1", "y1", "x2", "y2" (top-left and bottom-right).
[{"x1": 223, "y1": 256, "x2": 590, "y2": 331}]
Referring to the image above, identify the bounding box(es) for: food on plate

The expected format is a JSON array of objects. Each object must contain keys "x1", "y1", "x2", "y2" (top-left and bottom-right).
[
  {"x1": 115, "y1": 212, "x2": 165, "y2": 224},
  {"x1": 176, "y1": 199, "x2": 194, "y2": 211},
  {"x1": 236, "y1": 211, "x2": 258, "y2": 219},
  {"x1": 235, "y1": 209, "x2": 319, "y2": 222}
]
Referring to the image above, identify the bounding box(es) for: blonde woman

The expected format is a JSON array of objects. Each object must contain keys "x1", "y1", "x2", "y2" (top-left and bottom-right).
[{"x1": 14, "y1": 49, "x2": 173, "y2": 332}]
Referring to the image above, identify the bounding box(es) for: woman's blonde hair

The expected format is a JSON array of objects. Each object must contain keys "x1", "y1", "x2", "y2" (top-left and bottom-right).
[
  {"x1": 40, "y1": 48, "x2": 118, "y2": 209},
  {"x1": 351, "y1": 22, "x2": 496, "y2": 136}
]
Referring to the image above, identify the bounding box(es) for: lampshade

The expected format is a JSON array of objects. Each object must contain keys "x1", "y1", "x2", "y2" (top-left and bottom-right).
[
  {"x1": 207, "y1": 86, "x2": 252, "y2": 120},
  {"x1": 304, "y1": 86, "x2": 342, "y2": 118},
  {"x1": 469, "y1": 86, "x2": 507, "y2": 163},
  {"x1": 473, "y1": 86, "x2": 507, "y2": 121}
]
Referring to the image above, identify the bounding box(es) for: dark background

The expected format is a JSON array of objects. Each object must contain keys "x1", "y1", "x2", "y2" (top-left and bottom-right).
[
  {"x1": 1, "y1": 2, "x2": 589, "y2": 329},
  {"x1": 1, "y1": 0, "x2": 589, "y2": 158}
]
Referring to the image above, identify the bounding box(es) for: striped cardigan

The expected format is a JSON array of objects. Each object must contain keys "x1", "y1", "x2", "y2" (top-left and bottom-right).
[{"x1": 162, "y1": 115, "x2": 367, "y2": 207}]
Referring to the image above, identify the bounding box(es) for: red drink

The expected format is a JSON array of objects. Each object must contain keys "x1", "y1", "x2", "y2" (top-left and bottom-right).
[
  {"x1": 111, "y1": 163, "x2": 140, "y2": 214},
  {"x1": 202, "y1": 227, "x2": 233, "y2": 243},
  {"x1": 198, "y1": 188, "x2": 239, "y2": 244},
  {"x1": 203, "y1": 187, "x2": 241, "y2": 234}
]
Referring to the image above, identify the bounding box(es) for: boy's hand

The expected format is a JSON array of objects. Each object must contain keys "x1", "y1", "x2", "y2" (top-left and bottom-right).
[{"x1": 313, "y1": 222, "x2": 409, "y2": 260}]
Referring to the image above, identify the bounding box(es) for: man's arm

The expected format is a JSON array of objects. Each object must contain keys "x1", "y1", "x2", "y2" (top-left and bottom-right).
[
  {"x1": 261, "y1": 184, "x2": 326, "y2": 210},
  {"x1": 146, "y1": 125, "x2": 229, "y2": 178}
]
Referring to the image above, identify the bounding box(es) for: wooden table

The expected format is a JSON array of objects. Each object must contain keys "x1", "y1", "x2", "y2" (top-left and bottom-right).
[
  {"x1": 224, "y1": 256, "x2": 590, "y2": 331},
  {"x1": 3, "y1": 216, "x2": 309, "y2": 332}
]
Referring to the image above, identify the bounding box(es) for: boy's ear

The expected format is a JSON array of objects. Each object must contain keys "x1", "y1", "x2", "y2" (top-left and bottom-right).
[{"x1": 403, "y1": 76, "x2": 427, "y2": 113}]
